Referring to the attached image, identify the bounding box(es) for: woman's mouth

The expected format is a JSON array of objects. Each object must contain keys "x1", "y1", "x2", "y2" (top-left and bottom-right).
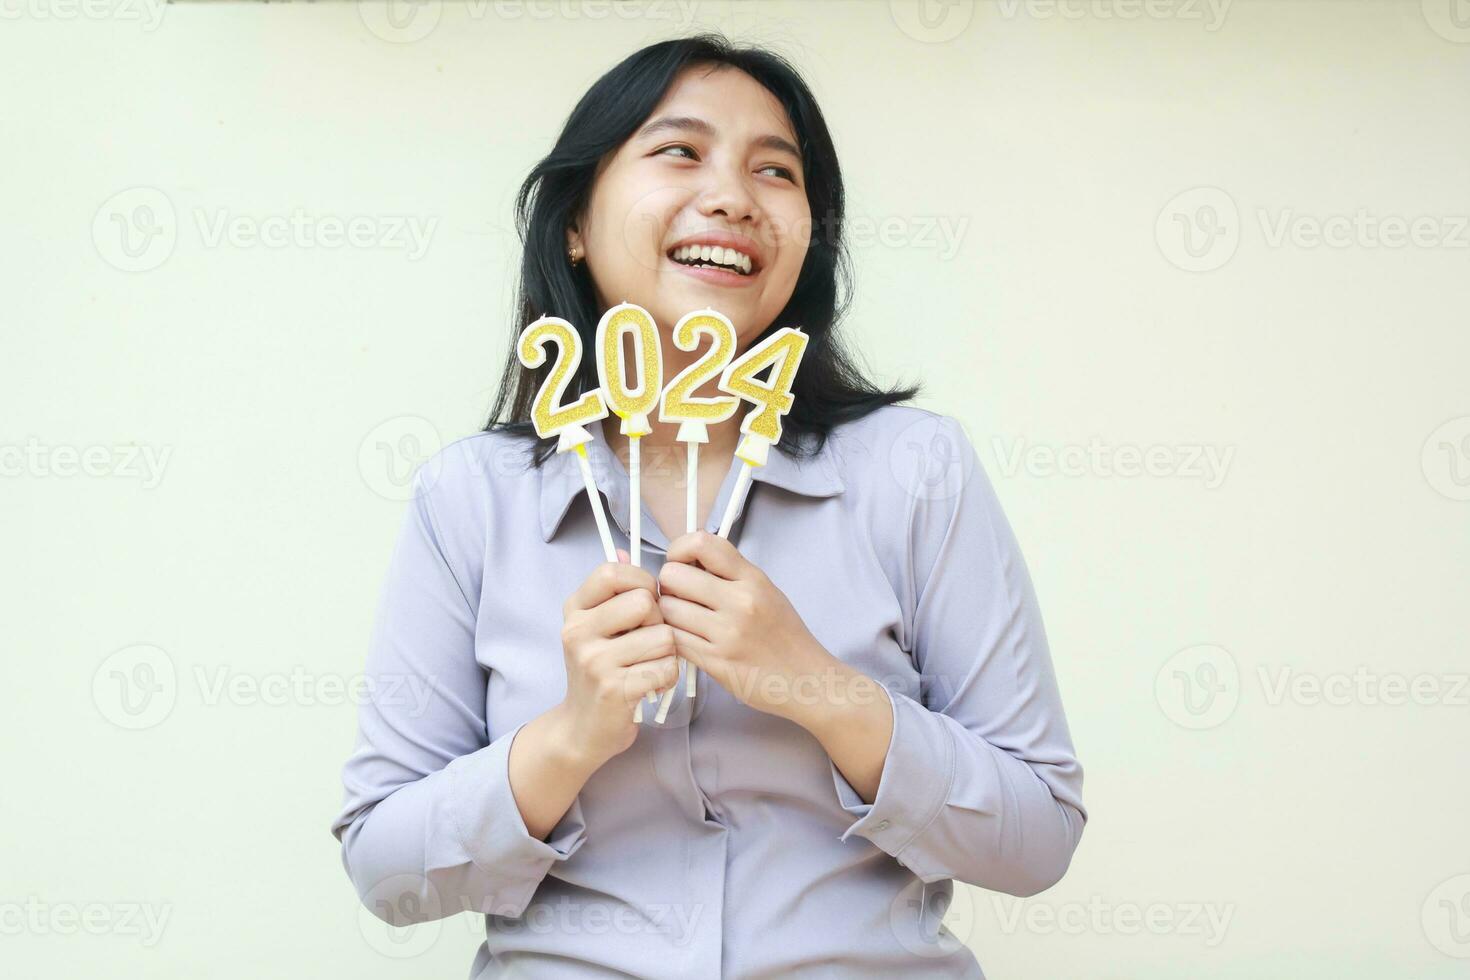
[{"x1": 665, "y1": 243, "x2": 761, "y2": 287}]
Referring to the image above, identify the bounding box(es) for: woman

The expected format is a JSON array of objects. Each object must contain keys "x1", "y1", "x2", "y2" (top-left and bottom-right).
[{"x1": 331, "y1": 33, "x2": 1086, "y2": 978}]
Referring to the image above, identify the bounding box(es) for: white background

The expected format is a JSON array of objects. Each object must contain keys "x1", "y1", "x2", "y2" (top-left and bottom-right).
[{"x1": 3, "y1": 1, "x2": 1468, "y2": 976}]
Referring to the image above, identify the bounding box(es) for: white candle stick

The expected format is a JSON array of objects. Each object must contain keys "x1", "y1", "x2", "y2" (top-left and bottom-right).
[
  {"x1": 573, "y1": 443, "x2": 616, "y2": 562},
  {"x1": 516, "y1": 316, "x2": 629, "y2": 718},
  {"x1": 596, "y1": 302, "x2": 665, "y2": 723},
  {"x1": 656, "y1": 310, "x2": 742, "y2": 714},
  {"x1": 716, "y1": 460, "x2": 754, "y2": 539},
  {"x1": 713, "y1": 325, "x2": 811, "y2": 540}
]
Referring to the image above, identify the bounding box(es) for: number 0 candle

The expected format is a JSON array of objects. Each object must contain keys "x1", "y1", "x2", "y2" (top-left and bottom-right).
[{"x1": 594, "y1": 302, "x2": 666, "y2": 723}]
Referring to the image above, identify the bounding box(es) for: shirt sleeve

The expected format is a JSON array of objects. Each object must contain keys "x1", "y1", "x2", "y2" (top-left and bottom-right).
[
  {"x1": 829, "y1": 412, "x2": 1086, "y2": 897},
  {"x1": 330, "y1": 456, "x2": 587, "y2": 923}
]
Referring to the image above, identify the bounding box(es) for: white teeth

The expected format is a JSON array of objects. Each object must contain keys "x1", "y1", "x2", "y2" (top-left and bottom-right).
[{"x1": 671, "y1": 243, "x2": 756, "y2": 275}]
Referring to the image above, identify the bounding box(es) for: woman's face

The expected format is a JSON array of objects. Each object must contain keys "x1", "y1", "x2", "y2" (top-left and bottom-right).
[{"x1": 568, "y1": 64, "x2": 811, "y2": 359}]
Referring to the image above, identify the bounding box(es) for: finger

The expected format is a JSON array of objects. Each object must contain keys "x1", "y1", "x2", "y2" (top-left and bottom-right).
[
  {"x1": 566, "y1": 560, "x2": 658, "y2": 615},
  {"x1": 589, "y1": 587, "x2": 662, "y2": 638},
  {"x1": 622, "y1": 654, "x2": 681, "y2": 704},
  {"x1": 657, "y1": 559, "x2": 726, "y2": 610},
  {"x1": 608, "y1": 623, "x2": 677, "y2": 668},
  {"x1": 657, "y1": 592, "x2": 720, "y2": 643},
  {"x1": 665, "y1": 529, "x2": 747, "y2": 581},
  {"x1": 616, "y1": 547, "x2": 630, "y2": 564},
  {"x1": 669, "y1": 626, "x2": 713, "y2": 672}
]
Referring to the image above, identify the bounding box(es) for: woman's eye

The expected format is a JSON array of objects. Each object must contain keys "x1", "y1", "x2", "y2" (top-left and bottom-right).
[{"x1": 656, "y1": 145, "x2": 797, "y2": 184}]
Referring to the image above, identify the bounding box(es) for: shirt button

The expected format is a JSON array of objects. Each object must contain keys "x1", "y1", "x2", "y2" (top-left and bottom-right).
[{"x1": 874, "y1": 819, "x2": 890, "y2": 831}]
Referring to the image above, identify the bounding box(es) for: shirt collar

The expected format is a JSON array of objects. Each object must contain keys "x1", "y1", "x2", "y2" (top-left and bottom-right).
[{"x1": 537, "y1": 418, "x2": 845, "y2": 543}]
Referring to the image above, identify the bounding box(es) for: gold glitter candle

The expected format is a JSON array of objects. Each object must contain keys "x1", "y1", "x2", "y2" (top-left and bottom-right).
[
  {"x1": 595, "y1": 302, "x2": 664, "y2": 437},
  {"x1": 719, "y1": 326, "x2": 809, "y2": 464},
  {"x1": 516, "y1": 316, "x2": 608, "y2": 441}
]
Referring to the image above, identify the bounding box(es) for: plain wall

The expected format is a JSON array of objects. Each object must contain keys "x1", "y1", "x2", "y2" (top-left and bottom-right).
[{"x1": 3, "y1": 1, "x2": 1468, "y2": 976}]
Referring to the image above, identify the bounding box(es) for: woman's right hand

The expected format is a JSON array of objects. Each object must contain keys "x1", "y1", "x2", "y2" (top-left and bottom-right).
[{"x1": 556, "y1": 547, "x2": 680, "y2": 766}]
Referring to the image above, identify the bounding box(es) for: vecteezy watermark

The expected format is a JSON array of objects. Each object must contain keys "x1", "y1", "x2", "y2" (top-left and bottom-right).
[
  {"x1": 1257, "y1": 209, "x2": 1470, "y2": 251},
  {"x1": 1422, "y1": 0, "x2": 1470, "y2": 44},
  {"x1": 357, "y1": 0, "x2": 700, "y2": 44},
  {"x1": 0, "y1": 0, "x2": 167, "y2": 29},
  {"x1": 1422, "y1": 874, "x2": 1470, "y2": 958},
  {"x1": 358, "y1": 873, "x2": 443, "y2": 959},
  {"x1": 888, "y1": 878, "x2": 977, "y2": 960},
  {"x1": 92, "y1": 644, "x2": 436, "y2": 730},
  {"x1": 988, "y1": 894, "x2": 1235, "y2": 947},
  {"x1": 889, "y1": 0, "x2": 975, "y2": 43},
  {"x1": 992, "y1": 0, "x2": 1232, "y2": 30},
  {"x1": 0, "y1": 898, "x2": 172, "y2": 947},
  {"x1": 1157, "y1": 187, "x2": 1470, "y2": 272},
  {"x1": 1156, "y1": 187, "x2": 1241, "y2": 273},
  {"x1": 1155, "y1": 644, "x2": 1240, "y2": 730},
  {"x1": 1257, "y1": 666, "x2": 1470, "y2": 709},
  {"x1": 1156, "y1": 644, "x2": 1470, "y2": 730},
  {"x1": 990, "y1": 436, "x2": 1234, "y2": 488},
  {"x1": 355, "y1": 872, "x2": 704, "y2": 959},
  {"x1": 488, "y1": 895, "x2": 704, "y2": 946},
  {"x1": 358, "y1": 415, "x2": 445, "y2": 502},
  {"x1": 846, "y1": 212, "x2": 970, "y2": 261},
  {"x1": 0, "y1": 438, "x2": 172, "y2": 488},
  {"x1": 619, "y1": 195, "x2": 971, "y2": 275},
  {"x1": 92, "y1": 187, "x2": 437, "y2": 273},
  {"x1": 1422, "y1": 416, "x2": 1470, "y2": 502}
]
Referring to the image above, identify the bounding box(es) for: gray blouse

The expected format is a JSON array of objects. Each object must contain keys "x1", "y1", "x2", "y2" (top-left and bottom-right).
[{"x1": 330, "y1": 404, "x2": 1086, "y2": 978}]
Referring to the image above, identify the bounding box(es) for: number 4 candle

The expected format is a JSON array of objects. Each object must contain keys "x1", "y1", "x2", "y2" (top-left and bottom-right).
[
  {"x1": 654, "y1": 308, "x2": 740, "y2": 719},
  {"x1": 715, "y1": 326, "x2": 810, "y2": 539}
]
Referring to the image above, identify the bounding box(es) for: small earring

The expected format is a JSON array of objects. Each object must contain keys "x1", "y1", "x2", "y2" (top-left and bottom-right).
[{"x1": 567, "y1": 245, "x2": 582, "y2": 265}]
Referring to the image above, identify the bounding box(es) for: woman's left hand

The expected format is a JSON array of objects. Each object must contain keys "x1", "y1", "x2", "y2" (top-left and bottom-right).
[{"x1": 656, "y1": 530, "x2": 841, "y2": 725}]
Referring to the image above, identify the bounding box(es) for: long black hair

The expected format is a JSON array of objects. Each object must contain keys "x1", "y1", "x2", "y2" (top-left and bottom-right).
[{"x1": 483, "y1": 32, "x2": 920, "y2": 467}]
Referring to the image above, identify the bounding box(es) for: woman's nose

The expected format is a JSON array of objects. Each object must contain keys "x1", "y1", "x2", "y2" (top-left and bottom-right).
[{"x1": 695, "y1": 167, "x2": 761, "y2": 225}]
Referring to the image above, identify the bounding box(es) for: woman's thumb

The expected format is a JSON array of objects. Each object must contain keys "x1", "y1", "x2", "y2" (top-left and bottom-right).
[{"x1": 615, "y1": 547, "x2": 630, "y2": 564}]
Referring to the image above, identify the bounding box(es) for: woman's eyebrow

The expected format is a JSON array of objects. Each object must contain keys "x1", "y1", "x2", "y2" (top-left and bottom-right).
[{"x1": 636, "y1": 115, "x2": 803, "y2": 163}]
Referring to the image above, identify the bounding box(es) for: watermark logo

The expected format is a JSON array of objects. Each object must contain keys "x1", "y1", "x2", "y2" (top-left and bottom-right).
[
  {"x1": 1156, "y1": 187, "x2": 1240, "y2": 273},
  {"x1": 0, "y1": 898, "x2": 172, "y2": 946},
  {"x1": 1422, "y1": 0, "x2": 1470, "y2": 43},
  {"x1": 994, "y1": 0, "x2": 1232, "y2": 30},
  {"x1": 889, "y1": 0, "x2": 975, "y2": 43},
  {"x1": 358, "y1": 873, "x2": 443, "y2": 958},
  {"x1": 92, "y1": 187, "x2": 177, "y2": 273},
  {"x1": 1422, "y1": 874, "x2": 1470, "y2": 958},
  {"x1": 991, "y1": 436, "x2": 1234, "y2": 488},
  {"x1": 359, "y1": 0, "x2": 443, "y2": 43},
  {"x1": 888, "y1": 414, "x2": 975, "y2": 503},
  {"x1": 92, "y1": 644, "x2": 178, "y2": 730},
  {"x1": 1422, "y1": 416, "x2": 1470, "y2": 501},
  {"x1": 92, "y1": 189, "x2": 437, "y2": 272},
  {"x1": 0, "y1": 438, "x2": 172, "y2": 488},
  {"x1": 1155, "y1": 644, "x2": 1239, "y2": 730},
  {"x1": 359, "y1": 0, "x2": 699, "y2": 43},
  {"x1": 1157, "y1": 646, "x2": 1468, "y2": 729},
  {"x1": 359, "y1": 415, "x2": 444, "y2": 502},
  {"x1": 92, "y1": 645, "x2": 437, "y2": 730},
  {"x1": 888, "y1": 878, "x2": 977, "y2": 959},
  {"x1": 0, "y1": 0, "x2": 167, "y2": 29},
  {"x1": 989, "y1": 894, "x2": 1234, "y2": 947}
]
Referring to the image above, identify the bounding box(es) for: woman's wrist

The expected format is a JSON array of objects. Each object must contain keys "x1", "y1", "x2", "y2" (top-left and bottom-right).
[{"x1": 543, "y1": 703, "x2": 611, "y2": 776}]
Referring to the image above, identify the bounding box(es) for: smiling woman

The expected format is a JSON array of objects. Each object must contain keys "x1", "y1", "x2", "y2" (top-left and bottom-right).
[{"x1": 331, "y1": 32, "x2": 1086, "y2": 980}]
